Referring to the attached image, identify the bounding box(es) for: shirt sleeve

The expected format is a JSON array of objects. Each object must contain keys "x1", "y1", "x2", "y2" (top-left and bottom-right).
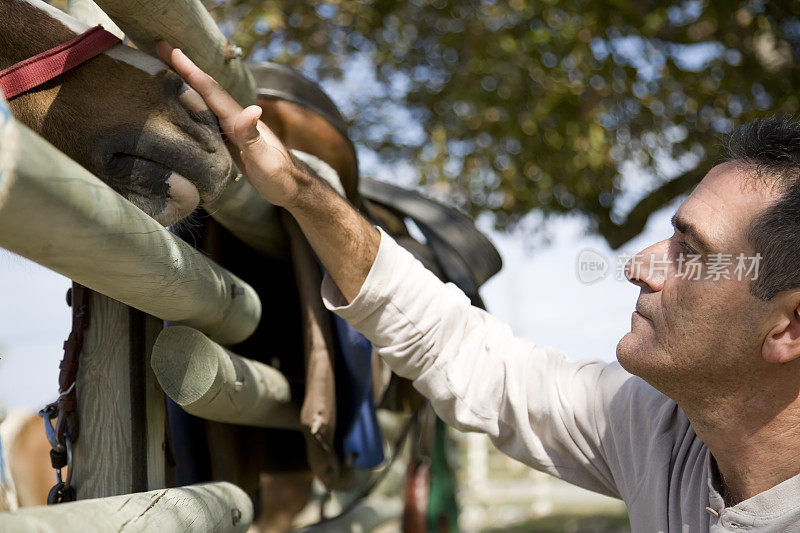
[{"x1": 321, "y1": 227, "x2": 678, "y2": 500}]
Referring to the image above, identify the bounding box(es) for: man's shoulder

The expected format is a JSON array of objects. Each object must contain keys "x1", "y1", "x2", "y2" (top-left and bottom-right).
[
  {"x1": 538, "y1": 346, "x2": 665, "y2": 398},
  {"x1": 540, "y1": 346, "x2": 688, "y2": 434}
]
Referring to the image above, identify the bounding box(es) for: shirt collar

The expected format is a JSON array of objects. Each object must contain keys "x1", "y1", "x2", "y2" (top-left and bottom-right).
[{"x1": 707, "y1": 452, "x2": 800, "y2": 522}]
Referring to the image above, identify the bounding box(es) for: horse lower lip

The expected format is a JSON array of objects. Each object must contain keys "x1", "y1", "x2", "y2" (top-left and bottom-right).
[{"x1": 166, "y1": 172, "x2": 200, "y2": 213}]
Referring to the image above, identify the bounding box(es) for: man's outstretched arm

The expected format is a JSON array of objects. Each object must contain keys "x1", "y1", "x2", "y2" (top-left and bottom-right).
[
  {"x1": 160, "y1": 42, "x2": 683, "y2": 505},
  {"x1": 157, "y1": 42, "x2": 379, "y2": 303}
]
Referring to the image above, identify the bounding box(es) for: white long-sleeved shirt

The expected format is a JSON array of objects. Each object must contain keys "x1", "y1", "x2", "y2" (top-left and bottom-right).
[{"x1": 322, "y1": 229, "x2": 800, "y2": 532}]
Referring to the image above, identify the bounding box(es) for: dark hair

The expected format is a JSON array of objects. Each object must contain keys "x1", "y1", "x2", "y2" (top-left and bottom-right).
[{"x1": 724, "y1": 116, "x2": 800, "y2": 300}]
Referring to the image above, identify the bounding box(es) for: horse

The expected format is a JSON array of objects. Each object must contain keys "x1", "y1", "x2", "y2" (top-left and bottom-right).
[
  {"x1": 0, "y1": 410, "x2": 51, "y2": 509},
  {"x1": 0, "y1": 0, "x2": 233, "y2": 226},
  {"x1": 0, "y1": 0, "x2": 237, "y2": 516}
]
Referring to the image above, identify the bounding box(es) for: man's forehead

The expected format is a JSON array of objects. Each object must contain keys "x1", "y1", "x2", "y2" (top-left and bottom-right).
[{"x1": 676, "y1": 162, "x2": 779, "y2": 250}]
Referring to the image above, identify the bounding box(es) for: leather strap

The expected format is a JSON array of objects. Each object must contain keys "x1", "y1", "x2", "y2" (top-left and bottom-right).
[
  {"x1": 0, "y1": 25, "x2": 121, "y2": 100},
  {"x1": 55, "y1": 283, "x2": 91, "y2": 443},
  {"x1": 282, "y1": 212, "x2": 354, "y2": 491}
]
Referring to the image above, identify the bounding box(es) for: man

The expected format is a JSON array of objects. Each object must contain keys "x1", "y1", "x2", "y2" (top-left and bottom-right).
[{"x1": 158, "y1": 42, "x2": 800, "y2": 531}]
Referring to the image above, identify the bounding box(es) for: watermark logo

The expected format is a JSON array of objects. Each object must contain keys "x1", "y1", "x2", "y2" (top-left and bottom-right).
[
  {"x1": 576, "y1": 249, "x2": 608, "y2": 284},
  {"x1": 576, "y1": 251, "x2": 762, "y2": 283}
]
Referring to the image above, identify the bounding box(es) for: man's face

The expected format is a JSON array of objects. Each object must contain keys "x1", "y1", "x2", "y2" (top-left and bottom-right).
[{"x1": 616, "y1": 162, "x2": 780, "y2": 396}]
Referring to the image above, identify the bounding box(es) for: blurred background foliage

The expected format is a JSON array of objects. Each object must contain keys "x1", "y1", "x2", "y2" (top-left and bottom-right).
[{"x1": 208, "y1": 0, "x2": 800, "y2": 248}]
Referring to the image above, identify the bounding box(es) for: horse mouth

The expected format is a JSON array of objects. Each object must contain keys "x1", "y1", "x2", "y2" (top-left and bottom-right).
[
  {"x1": 103, "y1": 151, "x2": 232, "y2": 225},
  {"x1": 154, "y1": 172, "x2": 202, "y2": 226}
]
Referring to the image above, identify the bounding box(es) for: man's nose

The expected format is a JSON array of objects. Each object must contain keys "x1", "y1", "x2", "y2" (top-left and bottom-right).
[{"x1": 624, "y1": 239, "x2": 668, "y2": 291}]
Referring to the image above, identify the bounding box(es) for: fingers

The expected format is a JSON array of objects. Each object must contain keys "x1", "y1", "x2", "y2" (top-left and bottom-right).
[
  {"x1": 235, "y1": 105, "x2": 291, "y2": 158},
  {"x1": 155, "y1": 40, "x2": 176, "y2": 68},
  {"x1": 235, "y1": 105, "x2": 264, "y2": 146},
  {"x1": 234, "y1": 105, "x2": 282, "y2": 165},
  {"x1": 156, "y1": 41, "x2": 243, "y2": 123}
]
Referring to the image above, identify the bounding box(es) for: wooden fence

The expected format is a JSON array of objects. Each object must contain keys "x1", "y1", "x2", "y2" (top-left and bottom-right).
[{"x1": 0, "y1": 0, "x2": 406, "y2": 530}]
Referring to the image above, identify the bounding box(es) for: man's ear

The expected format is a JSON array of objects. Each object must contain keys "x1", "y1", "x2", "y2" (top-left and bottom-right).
[{"x1": 762, "y1": 296, "x2": 800, "y2": 364}]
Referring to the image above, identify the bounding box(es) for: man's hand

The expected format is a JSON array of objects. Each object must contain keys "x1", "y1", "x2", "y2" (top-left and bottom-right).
[
  {"x1": 157, "y1": 41, "x2": 380, "y2": 303},
  {"x1": 156, "y1": 41, "x2": 308, "y2": 209}
]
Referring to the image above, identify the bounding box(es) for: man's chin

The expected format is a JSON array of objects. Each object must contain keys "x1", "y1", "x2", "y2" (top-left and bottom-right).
[
  {"x1": 616, "y1": 332, "x2": 647, "y2": 376},
  {"x1": 615, "y1": 334, "x2": 674, "y2": 394}
]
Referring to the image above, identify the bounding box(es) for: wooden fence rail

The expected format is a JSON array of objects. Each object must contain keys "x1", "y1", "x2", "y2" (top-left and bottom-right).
[
  {"x1": 0, "y1": 120, "x2": 260, "y2": 346},
  {"x1": 0, "y1": 482, "x2": 253, "y2": 532},
  {"x1": 151, "y1": 325, "x2": 300, "y2": 429},
  {"x1": 0, "y1": 1, "x2": 414, "y2": 525}
]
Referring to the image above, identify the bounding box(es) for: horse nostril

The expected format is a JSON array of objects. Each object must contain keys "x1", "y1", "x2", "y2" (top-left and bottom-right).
[{"x1": 107, "y1": 152, "x2": 136, "y2": 176}]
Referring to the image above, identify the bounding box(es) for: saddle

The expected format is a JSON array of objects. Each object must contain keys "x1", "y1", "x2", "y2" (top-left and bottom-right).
[{"x1": 360, "y1": 178, "x2": 502, "y2": 298}]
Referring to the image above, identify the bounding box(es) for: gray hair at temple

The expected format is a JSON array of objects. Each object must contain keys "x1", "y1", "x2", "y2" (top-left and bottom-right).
[{"x1": 723, "y1": 116, "x2": 800, "y2": 300}]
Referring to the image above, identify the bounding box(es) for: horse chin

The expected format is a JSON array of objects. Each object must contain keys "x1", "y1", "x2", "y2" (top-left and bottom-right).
[{"x1": 151, "y1": 172, "x2": 201, "y2": 226}]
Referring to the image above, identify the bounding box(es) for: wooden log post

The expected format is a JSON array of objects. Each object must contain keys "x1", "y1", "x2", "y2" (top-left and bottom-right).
[
  {"x1": 91, "y1": 0, "x2": 256, "y2": 106},
  {"x1": 65, "y1": 0, "x2": 165, "y2": 501},
  {"x1": 0, "y1": 482, "x2": 253, "y2": 532},
  {"x1": 91, "y1": 0, "x2": 287, "y2": 258},
  {"x1": 151, "y1": 326, "x2": 300, "y2": 429},
  {"x1": 66, "y1": 0, "x2": 125, "y2": 39},
  {"x1": 71, "y1": 299, "x2": 166, "y2": 498},
  {"x1": 205, "y1": 177, "x2": 286, "y2": 257}
]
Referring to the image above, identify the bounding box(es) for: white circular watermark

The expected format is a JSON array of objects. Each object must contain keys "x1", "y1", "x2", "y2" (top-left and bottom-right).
[{"x1": 576, "y1": 249, "x2": 609, "y2": 284}]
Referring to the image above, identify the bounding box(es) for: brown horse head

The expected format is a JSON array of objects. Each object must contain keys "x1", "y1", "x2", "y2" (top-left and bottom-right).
[{"x1": 1, "y1": 0, "x2": 233, "y2": 225}]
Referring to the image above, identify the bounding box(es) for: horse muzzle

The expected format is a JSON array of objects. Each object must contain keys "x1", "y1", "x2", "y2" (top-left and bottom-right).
[{"x1": 91, "y1": 119, "x2": 233, "y2": 224}]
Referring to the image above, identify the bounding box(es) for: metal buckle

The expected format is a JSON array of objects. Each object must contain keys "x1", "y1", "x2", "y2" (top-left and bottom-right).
[
  {"x1": 39, "y1": 402, "x2": 64, "y2": 453},
  {"x1": 40, "y1": 403, "x2": 75, "y2": 504}
]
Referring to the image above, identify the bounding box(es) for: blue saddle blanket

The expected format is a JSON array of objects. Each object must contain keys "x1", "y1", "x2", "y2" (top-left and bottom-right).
[{"x1": 333, "y1": 315, "x2": 385, "y2": 468}]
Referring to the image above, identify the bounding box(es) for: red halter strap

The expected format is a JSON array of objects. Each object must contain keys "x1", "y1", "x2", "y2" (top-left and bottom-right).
[{"x1": 0, "y1": 25, "x2": 122, "y2": 100}]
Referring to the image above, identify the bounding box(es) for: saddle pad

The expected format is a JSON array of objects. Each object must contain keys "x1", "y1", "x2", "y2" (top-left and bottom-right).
[
  {"x1": 360, "y1": 178, "x2": 503, "y2": 296},
  {"x1": 332, "y1": 315, "x2": 385, "y2": 469}
]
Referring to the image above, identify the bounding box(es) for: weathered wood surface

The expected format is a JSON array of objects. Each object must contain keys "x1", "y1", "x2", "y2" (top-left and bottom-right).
[
  {"x1": 72, "y1": 295, "x2": 166, "y2": 498},
  {"x1": 67, "y1": 0, "x2": 125, "y2": 39},
  {"x1": 205, "y1": 176, "x2": 286, "y2": 257},
  {"x1": 144, "y1": 314, "x2": 166, "y2": 491},
  {"x1": 151, "y1": 326, "x2": 299, "y2": 429},
  {"x1": 0, "y1": 122, "x2": 260, "y2": 345},
  {"x1": 0, "y1": 482, "x2": 253, "y2": 532},
  {"x1": 72, "y1": 294, "x2": 133, "y2": 498}
]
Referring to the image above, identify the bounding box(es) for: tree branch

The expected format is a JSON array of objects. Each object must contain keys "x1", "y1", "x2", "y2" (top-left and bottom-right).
[{"x1": 598, "y1": 166, "x2": 708, "y2": 249}]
